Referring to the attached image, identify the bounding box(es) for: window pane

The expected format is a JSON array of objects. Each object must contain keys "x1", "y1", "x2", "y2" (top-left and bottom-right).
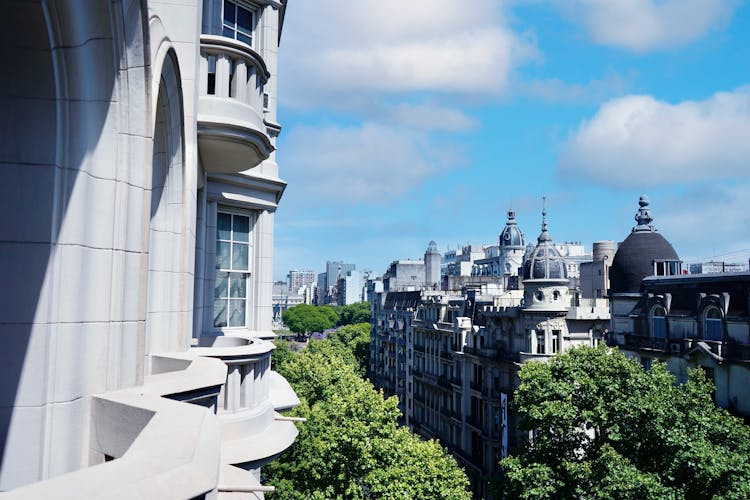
[
  {"x1": 652, "y1": 318, "x2": 665, "y2": 338},
  {"x1": 216, "y1": 241, "x2": 231, "y2": 269},
  {"x1": 237, "y1": 7, "x2": 252, "y2": 31},
  {"x1": 213, "y1": 299, "x2": 227, "y2": 328},
  {"x1": 215, "y1": 272, "x2": 229, "y2": 299},
  {"x1": 224, "y1": 2, "x2": 236, "y2": 23},
  {"x1": 233, "y1": 215, "x2": 249, "y2": 242},
  {"x1": 706, "y1": 320, "x2": 722, "y2": 341},
  {"x1": 233, "y1": 242, "x2": 249, "y2": 270},
  {"x1": 237, "y1": 32, "x2": 252, "y2": 45},
  {"x1": 228, "y1": 299, "x2": 246, "y2": 327},
  {"x1": 229, "y1": 273, "x2": 246, "y2": 298},
  {"x1": 217, "y1": 212, "x2": 231, "y2": 240},
  {"x1": 222, "y1": 26, "x2": 235, "y2": 38}
]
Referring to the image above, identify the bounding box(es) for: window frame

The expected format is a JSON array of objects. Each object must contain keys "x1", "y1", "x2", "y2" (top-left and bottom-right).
[
  {"x1": 222, "y1": 0, "x2": 258, "y2": 48},
  {"x1": 213, "y1": 209, "x2": 255, "y2": 330}
]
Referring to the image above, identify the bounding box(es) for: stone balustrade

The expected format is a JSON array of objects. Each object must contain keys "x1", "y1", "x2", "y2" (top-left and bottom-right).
[
  {"x1": 196, "y1": 35, "x2": 273, "y2": 174},
  {"x1": 199, "y1": 34, "x2": 269, "y2": 115}
]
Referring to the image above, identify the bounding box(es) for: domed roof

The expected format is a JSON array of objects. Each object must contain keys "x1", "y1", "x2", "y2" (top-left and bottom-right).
[
  {"x1": 609, "y1": 196, "x2": 680, "y2": 294},
  {"x1": 425, "y1": 240, "x2": 439, "y2": 254},
  {"x1": 522, "y1": 206, "x2": 567, "y2": 281},
  {"x1": 499, "y1": 209, "x2": 524, "y2": 247}
]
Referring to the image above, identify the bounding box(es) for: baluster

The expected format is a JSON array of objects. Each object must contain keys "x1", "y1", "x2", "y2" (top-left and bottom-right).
[
  {"x1": 231, "y1": 59, "x2": 247, "y2": 102},
  {"x1": 199, "y1": 52, "x2": 209, "y2": 95},
  {"x1": 246, "y1": 69, "x2": 257, "y2": 111},
  {"x1": 227, "y1": 364, "x2": 240, "y2": 412},
  {"x1": 215, "y1": 53, "x2": 231, "y2": 98}
]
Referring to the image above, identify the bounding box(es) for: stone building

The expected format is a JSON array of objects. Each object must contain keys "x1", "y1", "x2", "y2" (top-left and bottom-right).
[
  {"x1": 0, "y1": 0, "x2": 298, "y2": 497},
  {"x1": 370, "y1": 210, "x2": 609, "y2": 496},
  {"x1": 608, "y1": 197, "x2": 750, "y2": 419}
]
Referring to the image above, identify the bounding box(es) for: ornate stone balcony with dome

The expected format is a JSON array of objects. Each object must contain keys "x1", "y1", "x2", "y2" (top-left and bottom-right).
[{"x1": 0, "y1": 0, "x2": 296, "y2": 498}]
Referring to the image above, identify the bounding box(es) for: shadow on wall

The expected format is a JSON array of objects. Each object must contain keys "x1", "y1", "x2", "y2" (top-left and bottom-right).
[{"x1": 0, "y1": 0, "x2": 146, "y2": 487}]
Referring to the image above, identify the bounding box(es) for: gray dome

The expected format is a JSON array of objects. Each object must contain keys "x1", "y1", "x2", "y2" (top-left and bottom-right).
[
  {"x1": 425, "y1": 240, "x2": 439, "y2": 254},
  {"x1": 499, "y1": 209, "x2": 524, "y2": 247},
  {"x1": 522, "y1": 208, "x2": 567, "y2": 281},
  {"x1": 610, "y1": 196, "x2": 680, "y2": 294}
]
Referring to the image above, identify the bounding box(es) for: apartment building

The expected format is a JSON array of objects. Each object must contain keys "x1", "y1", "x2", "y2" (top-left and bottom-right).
[{"x1": 371, "y1": 210, "x2": 609, "y2": 496}]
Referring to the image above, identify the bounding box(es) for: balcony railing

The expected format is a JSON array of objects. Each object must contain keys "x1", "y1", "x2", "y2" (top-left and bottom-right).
[{"x1": 197, "y1": 35, "x2": 273, "y2": 174}]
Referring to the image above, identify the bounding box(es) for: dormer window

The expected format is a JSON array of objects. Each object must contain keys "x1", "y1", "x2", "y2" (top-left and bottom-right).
[
  {"x1": 223, "y1": 0, "x2": 255, "y2": 46},
  {"x1": 654, "y1": 259, "x2": 681, "y2": 276}
]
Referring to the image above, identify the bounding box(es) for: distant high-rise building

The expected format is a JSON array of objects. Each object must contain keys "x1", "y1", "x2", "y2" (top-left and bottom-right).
[{"x1": 287, "y1": 269, "x2": 316, "y2": 293}]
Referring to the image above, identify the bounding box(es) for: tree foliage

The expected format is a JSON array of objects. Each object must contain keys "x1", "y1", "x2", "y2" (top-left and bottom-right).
[
  {"x1": 498, "y1": 345, "x2": 750, "y2": 500},
  {"x1": 267, "y1": 335, "x2": 470, "y2": 499},
  {"x1": 333, "y1": 302, "x2": 371, "y2": 327},
  {"x1": 282, "y1": 304, "x2": 338, "y2": 335},
  {"x1": 325, "y1": 323, "x2": 371, "y2": 377}
]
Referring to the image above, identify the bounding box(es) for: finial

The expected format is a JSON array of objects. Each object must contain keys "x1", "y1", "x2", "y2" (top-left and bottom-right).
[
  {"x1": 633, "y1": 194, "x2": 655, "y2": 232},
  {"x1": 538, "y1": 196, "x2": 552, "y2": 243}
]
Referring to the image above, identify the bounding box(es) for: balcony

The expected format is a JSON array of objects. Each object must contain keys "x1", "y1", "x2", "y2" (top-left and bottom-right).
[
  {"x1": 198, "y1": 35, "x2": 273, "y2": 174},
  {"x1": 191, "y1": 334, "x2": 299, "y2": 468}
]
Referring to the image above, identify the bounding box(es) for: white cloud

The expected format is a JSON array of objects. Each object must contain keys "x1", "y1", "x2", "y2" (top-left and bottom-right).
[
  {"x1": 279, "y1": 0, "x2": 535, "y2": 106},
  {"x1": 556, "y1": 0, "x2": 737, "y2": 52},
  {"x1": 279, "y1": 122, "x2": 461, "y2": 204},
  {"x1": 559, "y1": 87, "x2": 750, "y2": 187}
]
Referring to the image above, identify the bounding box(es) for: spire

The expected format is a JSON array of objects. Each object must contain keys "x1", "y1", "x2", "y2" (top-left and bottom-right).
[
  {"x1": 633, "y1": 194, "x2": 655, "y2": 233},
  {"x1": 507, "y1": 207, "x2": 516, "y2": 223},
  {"x1": 538, "y1": 196, "x2": 551, "y2": 243}
]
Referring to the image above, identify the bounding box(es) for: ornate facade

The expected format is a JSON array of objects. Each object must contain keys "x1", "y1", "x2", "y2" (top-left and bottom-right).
[{"x1": 370, "y1": 210, "x2": 609, "y2": 496}]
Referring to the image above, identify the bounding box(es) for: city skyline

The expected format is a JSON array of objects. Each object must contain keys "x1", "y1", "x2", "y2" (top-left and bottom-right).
[{"x1": 272, "y1": 0, "x2": 750, "y2": 280}]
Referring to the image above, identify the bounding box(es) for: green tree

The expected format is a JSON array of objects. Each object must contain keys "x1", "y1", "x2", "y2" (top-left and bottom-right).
[
  {"x1": 498, "y1": 345, "x2": 750, "y2": 499},
  {"x1": 265, "y1": 337, "x2": 471, "y2": 499},
  {"x1": 326, "y1": 323, "x2": 371, "y2": 376},
  {"x1": 333, "y1": 302, "x2": 371, "y2": 326},
  {"x1": 282, "y1": 304, "x2": 338, "y2": 335}
]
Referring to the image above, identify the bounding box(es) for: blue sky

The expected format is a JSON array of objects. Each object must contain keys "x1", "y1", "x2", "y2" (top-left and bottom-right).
[{"x1": 272, "y1": 0, "x2": 750, "y2": 280}]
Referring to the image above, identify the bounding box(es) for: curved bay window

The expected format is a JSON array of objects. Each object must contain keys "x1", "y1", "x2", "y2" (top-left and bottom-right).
[
  {"x1": 651, "y1": 306, "x2": 666, "y2": 339},
  {"x1": 703, "y1": 307, "x2": 723, "y2": 342},
  {"x1": 214, "y1": 211, "x2": 252, "y2": 328}
]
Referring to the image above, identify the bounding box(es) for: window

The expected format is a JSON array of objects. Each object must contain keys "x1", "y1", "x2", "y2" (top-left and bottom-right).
[
  {"x1": 214, "y1": 211, "x2": 252, "y2": 328},
  {"x1": 704, "y1": 307, "x2": 723, "y2": 342},
  {"x1": 536, "y1": 332, "x2": 545, "y2": 354},
  {"x1": 223, "y1": 0, "x2": 255, "y2": 46},
  {"x1": 551, "y1": 330, "x2": 560, "y2": 353},
  {"x1": 651, "y1": 306, "x2": 666, "y2": 338}
]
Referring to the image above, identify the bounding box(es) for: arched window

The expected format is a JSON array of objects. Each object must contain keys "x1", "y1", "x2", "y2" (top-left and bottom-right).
[
  {"x1": 703, "y1": 307, "x2": 723, "y2": 342},
  {"x1": 651, "y1": 306, "x2": 666, "y2": 338}
]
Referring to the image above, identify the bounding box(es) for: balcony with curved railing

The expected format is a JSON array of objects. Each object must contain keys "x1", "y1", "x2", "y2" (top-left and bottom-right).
[
  {"x1": 191, "y1": 334, "x2": 300, "y2": 469},
  {"x1": 197, "y1": 35, "x2": 273, "y2": 174}
]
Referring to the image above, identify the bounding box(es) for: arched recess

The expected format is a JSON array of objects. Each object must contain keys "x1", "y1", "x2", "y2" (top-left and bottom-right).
[
  {"x1": 650, "y1": 305, "x2": 666, "y2": 339},
  {"x1": 145, "y1": 47, "x2": 188, "y2": 365},
  {"x1": 0, "y1": 0, "x2": 151, "y2": 488},
  {"x1": 702, "y1": 306, "x2": 723, "y2": 342}
]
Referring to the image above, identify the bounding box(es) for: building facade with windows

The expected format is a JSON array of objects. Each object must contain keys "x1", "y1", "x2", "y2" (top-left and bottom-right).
[
  {"x1": 608, "y1": 197, "x2": 750, "y2": 420},
  {"x1": 0, "y1": 0, "x2": 297, "y2": 497},
  {"x1": 370, "y1": 211, "x2": 609, "y2": 497}
]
